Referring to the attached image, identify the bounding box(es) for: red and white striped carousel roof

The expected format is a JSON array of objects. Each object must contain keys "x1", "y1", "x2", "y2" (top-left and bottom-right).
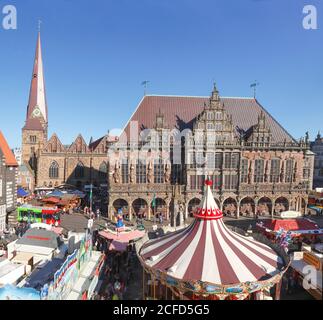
[{"x1": 140, "y1": 180, "x2": 283, "y2": 285}]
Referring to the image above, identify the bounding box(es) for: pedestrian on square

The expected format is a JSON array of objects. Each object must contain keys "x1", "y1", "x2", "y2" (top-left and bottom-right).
[{"x1": 96, "y1": 208, "x2": 100, "y2": 221}]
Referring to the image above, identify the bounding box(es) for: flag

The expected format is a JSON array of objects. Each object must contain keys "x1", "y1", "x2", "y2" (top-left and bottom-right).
[
  {"x1": 89, "y1": 185, "x2": 93, "y2": 202},
  {"x1": 152, "y1": 193, "x2": 156, "y2": 208},
  {"x1": 250, "y1": 83, "x2": 257, "y2": 88}
]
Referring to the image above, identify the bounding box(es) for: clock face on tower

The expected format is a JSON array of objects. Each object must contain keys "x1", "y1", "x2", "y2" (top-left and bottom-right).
[{"x1": 32, "y1": 107, "x2": 41, "y2": 118}]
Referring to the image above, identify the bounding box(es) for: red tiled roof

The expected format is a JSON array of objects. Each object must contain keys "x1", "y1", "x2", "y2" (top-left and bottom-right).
[
  {"x1": 0, "y1": 131, "x2": 18, "y2": 166},
  {"x1": 122, "y1": 95, "x2": 295, "y2": 143},
  {"x1": 23, "y1": 118, "x2": 44, "y2": 131}
]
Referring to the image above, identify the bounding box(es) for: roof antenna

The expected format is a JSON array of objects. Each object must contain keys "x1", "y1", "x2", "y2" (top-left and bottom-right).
[
  {"x1": 141, "y1": 80, "x2": 150, "y2": 96},
  {"x1": 250, "y1": 81, "x2": 260, "y2": 98}
]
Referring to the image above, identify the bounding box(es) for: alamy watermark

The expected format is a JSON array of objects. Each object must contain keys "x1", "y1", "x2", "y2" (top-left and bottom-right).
[
  {"x1": 2, "y1": 4, "x2": 17, "y2": 30},
  {"x1": 303, "y1": 5, "x2": 318, "y2": 29}
]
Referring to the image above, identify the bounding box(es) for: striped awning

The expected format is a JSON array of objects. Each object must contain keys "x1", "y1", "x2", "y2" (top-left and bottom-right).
[{"x1": 139, "y1": 180, "x2": 284, "y2": 286}]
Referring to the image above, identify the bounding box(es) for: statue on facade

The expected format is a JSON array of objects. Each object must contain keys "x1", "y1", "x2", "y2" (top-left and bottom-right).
[
  {"x1": 305, "y1": 131, "x2": 309, "y2": 144},
  {"x1": 147, "y1": 161, "x2": 154, "y2": 183},
  {"x1": 280, "y1": 162, "x2": 285, "y2": 183},
  {"x1": 248, "y1": 161, "x2": 253, "y2": 184},
  {"x1": 130, "y1": 162, "x2": 135, "y2": 183},
  {"x1": 164, "y1": 162, "x2": 171, "y2": 182},
  {"x1": 264, "y1": 160, "x2": 269, "y2": 182},
  {"x1": 113, "y1": 162, "x2": 121, "y2": 184}
]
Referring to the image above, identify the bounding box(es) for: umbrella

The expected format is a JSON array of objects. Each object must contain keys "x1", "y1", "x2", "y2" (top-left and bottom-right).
[
  {"x1": 17, "y1": 187, "x2": 29, "y2": 197},
  {"x1": 46, "y1": 190, "x2": 64, "y2": 198}
]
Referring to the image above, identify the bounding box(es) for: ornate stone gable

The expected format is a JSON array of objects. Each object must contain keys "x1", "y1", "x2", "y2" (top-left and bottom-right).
[
  {"x1": 68, "y1": 134, "x2": 90, "y2": 153},
  {"x1": 43, "y1": 133, "x2": 66, "y2": 153},
  {"x1": 244, "y1": 110, "x2": 272, "y2": 144},
  {"x1": 192, "y1": 84, "x2": 237, "y2": 143}
]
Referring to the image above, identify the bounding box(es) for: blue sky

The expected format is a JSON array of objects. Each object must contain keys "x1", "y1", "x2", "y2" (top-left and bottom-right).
[{"x1": 0, "y1": 0, "x2": 322, "y2": 148}]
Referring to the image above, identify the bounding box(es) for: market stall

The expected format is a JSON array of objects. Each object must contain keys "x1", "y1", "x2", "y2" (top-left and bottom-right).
[{"x1": 137, "y1": 180, "x2": 290, "y2": 300}]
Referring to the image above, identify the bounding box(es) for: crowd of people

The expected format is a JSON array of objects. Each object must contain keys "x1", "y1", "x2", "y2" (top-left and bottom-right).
[{"x1": 92, "y1": 240, "x2": 137, "y2": 300}]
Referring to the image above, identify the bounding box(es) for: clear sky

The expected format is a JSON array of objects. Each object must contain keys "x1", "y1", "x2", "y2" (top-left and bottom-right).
[{"x1": 0, "y1": 0, "x2": 322, "y2": 148}]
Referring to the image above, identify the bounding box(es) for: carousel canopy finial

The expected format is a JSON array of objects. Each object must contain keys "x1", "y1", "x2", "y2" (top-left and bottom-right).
[{"x1": 194, "y1": 179, "x2": 223, "y2": 220}]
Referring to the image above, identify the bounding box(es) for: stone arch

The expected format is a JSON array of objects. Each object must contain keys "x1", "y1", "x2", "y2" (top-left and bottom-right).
[
  {"x1": 274, "y1": 197, "x2": 289, "y2": 214},
  {"x1": 223, "y1": 198, "x2": 237, "y2": 217},
  {"x1": 258, "y1": 197, "x2": 272, "y2": 216},
  {"x1": 132, "y1": 198, "x2": 148, "y2": 218},
  {"x1": 188, "y1": 198, "x2": 201, "y2": 217},
  {"x1": 151, "y1": 198, "x2": 167, "y2": 217},
  {"x1": 113, "y1": 199, "x2": 129, "y2": 216},
  {"x1": 240, "y1": 197, "x2": 255, "y2": 217}
]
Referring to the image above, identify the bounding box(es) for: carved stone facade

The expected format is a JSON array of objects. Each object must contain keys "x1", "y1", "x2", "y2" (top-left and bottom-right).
[{"x1": 107, "y1": 85, "x2": 314, "y2": 225}]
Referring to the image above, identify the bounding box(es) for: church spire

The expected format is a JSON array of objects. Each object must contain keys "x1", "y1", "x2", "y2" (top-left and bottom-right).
[{"x1": 26, "y1": 31, "x2": 48, "y2": 126}]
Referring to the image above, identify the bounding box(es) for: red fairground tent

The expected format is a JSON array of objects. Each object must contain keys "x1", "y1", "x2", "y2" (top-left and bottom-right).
[
  {"x1": 257, "y1": 218, "x2": 323, "y2": 235},
  {"x1": 139, "y1": 180, "x2": 285, "y2": 287},
  {"x1": 41, "y1": 197, "x2": 60, "y2": 204},
  {"x1": 99, "y1": 229, "x2": 145, "y2": 243}
]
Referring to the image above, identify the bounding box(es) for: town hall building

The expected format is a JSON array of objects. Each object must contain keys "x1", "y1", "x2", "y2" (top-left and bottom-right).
[{"x1": 21, "y1": 33, "x2": 315, "y2": 224}]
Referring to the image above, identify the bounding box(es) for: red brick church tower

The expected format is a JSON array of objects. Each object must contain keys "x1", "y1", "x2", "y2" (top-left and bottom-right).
[{"x1": 22, "y1": 31, "x2": 48, "y2": 175}]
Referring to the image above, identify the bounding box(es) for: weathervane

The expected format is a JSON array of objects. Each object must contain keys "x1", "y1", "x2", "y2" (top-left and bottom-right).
[
  {"x1": 141, "y1": 80, "x2": 150, "y2": 96},
  {"x1": 250, "y1": 81, "x2": 260, "y2": 98}
]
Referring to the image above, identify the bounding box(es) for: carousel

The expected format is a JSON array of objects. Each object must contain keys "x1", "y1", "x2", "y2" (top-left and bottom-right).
[{"x1": 138, "y1": 180, "x2": 290, "y2": 300}]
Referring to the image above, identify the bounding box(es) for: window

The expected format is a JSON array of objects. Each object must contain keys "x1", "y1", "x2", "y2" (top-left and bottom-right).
[
  {"x1": 241, "y1": 159, "x2": 248, "y2": 183},
  {"x1": 99, "y1": 162, "x2": 107, "y2": 179},
  {"x1": 207, "y1": 112, "x2": 213, "y2": 120},
  {"x1": 215, "y1": 112, "x2": 222, "y2": 120},
  {"x1": 285, "y1": 159, "x2": 294, "y2": 183},
  {"x1": 171, "y1": 164, "x2": 182, "y2": 184},
  {"x1": 49, "y1": 161, "x2": 59, "y2": 178},
  {"x1": 224, "y1": 174, "x2": 238, "y2": 190},
  {"x1": 206, "y1": 153, "x2": 215, "y2": 170},
  {"x1": 212, "y1": 174, "x2": 221, "y2": 190},
  {"x1": 196, "y1": 152, "x2": 205, "y2": 168},
  {"x1": 254, "y1": 159, "x2": 264, "y2": 183},
  {"x1": 189, "y1": 175, "x2": 204, "y2": 190},
  {"x1": 207, "y1": 123, "x2": 214, "y2": 130},
  {"x1": 75, "y1": 162, "x2": 84, "y2": 178},
  {"x1": 270, "y1": 159, "x2": 280, "y2": 183},
  {"x1": 136, "y1": 161, "x2": 146, "y2": 184},
  {"x1": 215, "y1": 123, "x2": 222, "y2": 131},
  {"x1": 231, "y1": 153, "x2": 239, "y2": 169},
  {"x1": 154, "y1": 159, "x2": 164, "y2": 184},
  {"x1": 30, "y1": 135, "x2": 37, "y2": 143},
  {"x1": 215, "y1": 153, "x2": 223, "y2": 169},
  {"x1": 121, "y1": 162, "x2": 129, "y2": 184},
  {"x1": 0, "y1": 179, "x2": 2, "y2": 197},
  {"x1": 224, "y1": 153, "x2": 231, "y2": 169},
  {"x1": 224, "y1": 153, "x2": 239, "y2": 169}
]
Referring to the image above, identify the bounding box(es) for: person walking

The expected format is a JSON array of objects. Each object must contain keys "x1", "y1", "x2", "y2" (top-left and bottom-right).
[{"x1": 96, "y1": 208, "x2": 100, "y2": 221}]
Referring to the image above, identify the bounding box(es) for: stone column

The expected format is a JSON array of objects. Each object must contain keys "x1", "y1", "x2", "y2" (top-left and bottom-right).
[
  {"x1": 148, "y1": 204, "x2": 151, "y2": 221},
  {"x1": 108, "y1": 204, "x2": 114, "y2": 221},
  {"x1": 185, "y1": 202, "x2": 188, "y2": 220},
  {"x1": 254, "y1": 199, "x2": 258, "y2": 218},
  {"x1": 236, "y1": 201, "x2": 240, "y2": 219},
  {"x1": 128, "y1": 203, "x2": 133, "y2": 221},
  {"x1": 166, "y1": 202, "x2": 170, "y2": 221},
  {"x1": 271, "y1": 200, "x2": 274, "y2": 218}
]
